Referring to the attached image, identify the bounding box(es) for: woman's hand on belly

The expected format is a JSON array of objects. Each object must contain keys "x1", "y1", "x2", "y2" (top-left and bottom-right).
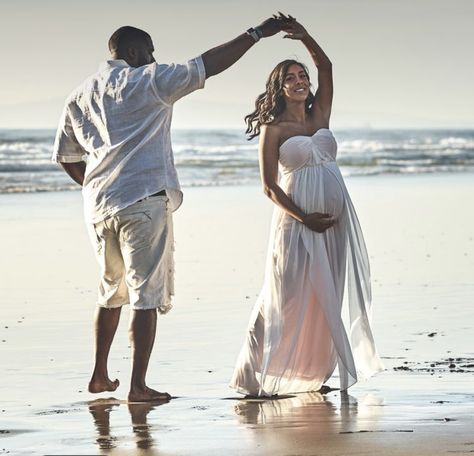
[{"x1": 302, "y1": 212, "x2": 336, "y2": 233}]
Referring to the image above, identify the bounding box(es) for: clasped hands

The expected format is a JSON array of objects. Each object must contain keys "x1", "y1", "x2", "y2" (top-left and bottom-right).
[{"x1": 256, "y1": 12, "x2": 308, "y2": 40}]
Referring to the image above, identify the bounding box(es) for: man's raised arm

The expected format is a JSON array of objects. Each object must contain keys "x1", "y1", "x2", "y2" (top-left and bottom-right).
[{"x1": 201, "y1": 16, "x2": 288, "y2": 78}]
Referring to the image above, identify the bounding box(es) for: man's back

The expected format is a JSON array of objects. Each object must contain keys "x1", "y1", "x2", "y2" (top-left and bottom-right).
[{"x1": 53, "y1": 57, "x2": 205, "y2": 223}]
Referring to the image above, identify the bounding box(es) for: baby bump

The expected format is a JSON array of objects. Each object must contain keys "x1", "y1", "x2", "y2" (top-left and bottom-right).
[{"x1": 289, "y1": 166, "x2": 345, "y2": 219}]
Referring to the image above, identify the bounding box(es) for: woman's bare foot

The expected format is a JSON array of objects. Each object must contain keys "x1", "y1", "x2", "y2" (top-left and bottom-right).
[
  {"x1": 244, "y1": 391, "x2": 274, "y2": 399},
  {"x1": 318, "y1": 384, "x2": 333, "y2": 394},
  {"x1": 128, "y1": 386, "x2": 171, "y2": 403},
  {"x1": 88, "y1": 376, "x2": 120, "y2": 394}
]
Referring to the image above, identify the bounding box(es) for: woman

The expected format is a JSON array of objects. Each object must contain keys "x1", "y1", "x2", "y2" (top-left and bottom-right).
[{"x1": 230, "y1": 17, "x2": 384, "y2": 397}]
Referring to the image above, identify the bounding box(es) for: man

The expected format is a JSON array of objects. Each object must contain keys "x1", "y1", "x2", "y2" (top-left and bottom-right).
[{"x1": 53, "y1": 15, "x2": 291, "y2": 402}]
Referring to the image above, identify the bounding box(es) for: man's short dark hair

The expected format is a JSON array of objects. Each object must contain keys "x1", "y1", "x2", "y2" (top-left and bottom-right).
[{"x1": 108, "y1": 26, "x2": 151, "y2": 53}]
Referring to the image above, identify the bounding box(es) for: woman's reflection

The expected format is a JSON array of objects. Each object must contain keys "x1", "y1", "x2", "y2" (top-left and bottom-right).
[{"x1": 233, "y1": 391, "x2": 383, "y2": 449}]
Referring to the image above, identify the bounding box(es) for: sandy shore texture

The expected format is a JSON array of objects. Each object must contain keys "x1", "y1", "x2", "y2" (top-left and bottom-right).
[{"x1": 1, "y1": 173, "x2": 473, "y2": 455}]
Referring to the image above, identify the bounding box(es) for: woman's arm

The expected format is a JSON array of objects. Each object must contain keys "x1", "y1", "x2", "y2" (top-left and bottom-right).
[
  {"x1": 259, "y1": 125, "x2": 305, "y2": 222},
  {"x1": 283, "y1": 18, "x2": 333, "y2": 127},
  {"x1": 259, "y1": 125, "x2": 335, "y2": 232}
]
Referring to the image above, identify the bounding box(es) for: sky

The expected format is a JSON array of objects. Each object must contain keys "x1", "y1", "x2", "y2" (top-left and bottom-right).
[{"x1": 1, "y1": 0, "x2": 473, "y2": 130}]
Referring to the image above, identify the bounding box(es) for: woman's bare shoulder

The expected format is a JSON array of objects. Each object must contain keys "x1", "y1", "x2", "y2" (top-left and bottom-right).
[
  {"x1": 261, "y1": 121, "x2": 283, "y2": 138},
  {"x1": 259, "y1": 123, "x2": 283, "y2": 151}
]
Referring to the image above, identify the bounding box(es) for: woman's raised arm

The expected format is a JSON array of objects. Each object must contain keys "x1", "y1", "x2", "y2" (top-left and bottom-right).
[{"x1": 282, "y1": 17, "x2": 333, "y2": 127}]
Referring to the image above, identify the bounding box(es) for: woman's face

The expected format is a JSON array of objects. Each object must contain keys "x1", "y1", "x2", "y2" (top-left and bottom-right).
[{"x1": 281, "y1": 64, "x2": 310, "y2": 103}]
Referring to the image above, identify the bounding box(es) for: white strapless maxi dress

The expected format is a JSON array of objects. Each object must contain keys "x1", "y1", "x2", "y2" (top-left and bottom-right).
[{"x1": 230, "y1": 129, "x2": 384, "y2": 396}]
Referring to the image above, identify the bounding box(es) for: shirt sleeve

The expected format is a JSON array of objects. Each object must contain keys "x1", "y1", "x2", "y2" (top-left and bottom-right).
[
  {"x1": 52, "y1": 103, "x2": 85, "y2": 163},
  {"x1": 152, "y1": 56, "x2": 206, "y2": 105}
]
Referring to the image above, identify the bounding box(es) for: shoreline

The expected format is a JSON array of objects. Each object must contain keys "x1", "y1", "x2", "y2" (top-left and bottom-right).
[
  {"x1": 1, "y1": 167, "x2": 474, "y2": 190},
  {"x1": 1, "y1": 173, "x2": 473, "y2": 455}
]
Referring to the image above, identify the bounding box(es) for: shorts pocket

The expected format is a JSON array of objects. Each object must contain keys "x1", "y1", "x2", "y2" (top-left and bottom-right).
[{"x1": 118, "y1": 211, "x2": 153, "y2": 251}]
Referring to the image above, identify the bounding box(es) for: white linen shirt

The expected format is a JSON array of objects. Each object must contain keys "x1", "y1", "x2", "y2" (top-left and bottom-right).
[{"x1": 52, "y1": 56, "x2": 206, "y2": 224}]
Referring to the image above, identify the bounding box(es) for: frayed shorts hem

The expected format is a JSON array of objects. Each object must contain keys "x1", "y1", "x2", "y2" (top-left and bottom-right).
[
  {"x1": 96, "y1": 301, "x2": 129, "y2": 309},
  {"x1": 96, "y1": 301, "x2": 172, "y2": 312}
]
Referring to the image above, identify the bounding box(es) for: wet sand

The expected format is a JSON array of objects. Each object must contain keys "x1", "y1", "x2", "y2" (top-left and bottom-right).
[{"x1": 1, "y1": 173, "x2": 473, "y2": 455}]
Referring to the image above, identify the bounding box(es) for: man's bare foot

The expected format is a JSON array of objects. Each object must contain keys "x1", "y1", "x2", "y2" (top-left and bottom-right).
[
  {"x1": 128, "y1": 386, "x2": 171, "y2": 402},
  {"x1": 88, "y1": 377, "x2": 120, "y2": 394}
]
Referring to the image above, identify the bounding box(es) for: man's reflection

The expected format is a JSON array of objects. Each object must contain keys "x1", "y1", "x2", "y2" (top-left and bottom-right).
[
  {"x1": 129, "y1": 402, "x2": 157, "y2": 450},
  {"x1": 88, "y1": 398, "x2": 169, "y2": 451},
  {"x1": 88, "y1": 398, "x2": 120, "y2": 450}
]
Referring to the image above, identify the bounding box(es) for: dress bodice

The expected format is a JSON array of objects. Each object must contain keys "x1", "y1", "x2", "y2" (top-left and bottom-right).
[
  {"x1": 277, "y1": 128, "x2": 343, "y2": 218},
  {"x1": 279, "y1": 128, "x2": 337, "y2": 173}
]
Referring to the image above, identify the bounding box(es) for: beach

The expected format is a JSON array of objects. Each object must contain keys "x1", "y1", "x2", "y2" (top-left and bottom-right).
[{"x1": 1, "y1": 173, "x2": 474, "y2": 455}]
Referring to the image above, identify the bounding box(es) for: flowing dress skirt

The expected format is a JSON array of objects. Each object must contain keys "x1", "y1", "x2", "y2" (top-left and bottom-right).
[{"x1": 230, "y1": 162, "x2": 384, "y2": 396}]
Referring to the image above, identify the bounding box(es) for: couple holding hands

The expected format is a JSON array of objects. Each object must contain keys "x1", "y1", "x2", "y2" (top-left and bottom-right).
[{"x1": 53, "y1": 13, "x2": 383, "y2": 402}]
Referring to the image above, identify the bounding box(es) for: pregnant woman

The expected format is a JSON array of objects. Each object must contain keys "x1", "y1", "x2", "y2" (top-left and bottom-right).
[{"x1": 230, "y1": 16, "x2": 384, "y2": 396}]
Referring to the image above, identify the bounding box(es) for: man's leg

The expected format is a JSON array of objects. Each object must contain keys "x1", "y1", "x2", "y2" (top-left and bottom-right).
[
  {"x1": 128, "y1": 308, "x2": 170, "y2": 401},
  {"x1": 86, "y1": 215, "x2": 128, "y2": 394},
  {"x1": 117, "y1": 196, "x2": 173, "y2": 402},
  {"x1": 88, "y1": 306, "x2": 122, "y2": 393}
]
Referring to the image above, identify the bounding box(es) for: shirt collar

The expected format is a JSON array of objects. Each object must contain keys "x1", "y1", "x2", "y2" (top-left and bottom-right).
[{"x1": 99, "y1": 59, "x2": 130, "y2": 71}]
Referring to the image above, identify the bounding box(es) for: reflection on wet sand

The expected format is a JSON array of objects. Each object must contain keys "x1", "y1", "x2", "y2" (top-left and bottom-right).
[
  {"x1": 88, "y1": 398, "x2": 169, "y2": 451},
  {"x1": 88, "y1": 399, "x2": 120, "y2": 450},
  {"x1": 234, "y1": 392, "x2": 384, "y2": 450}
]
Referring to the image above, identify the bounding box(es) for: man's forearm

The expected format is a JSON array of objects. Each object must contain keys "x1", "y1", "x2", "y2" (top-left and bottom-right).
[
  {"x1": 201, "y1": 33, "x2": 256, "y2": 78},
  {"x1": 60, "y1": 161, "x2": 86, "y2": 186},
  {"x1": 201, "y1": 16, "x2": 286, "y2": 78}
]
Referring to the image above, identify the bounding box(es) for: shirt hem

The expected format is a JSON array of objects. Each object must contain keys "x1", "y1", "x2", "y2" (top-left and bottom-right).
[
  {"x1": 85, "y1": 186, "x2": 183, "y2": 225},
  {"x1": 52, "y1": 155, "x2": 85, "y2": 164}
]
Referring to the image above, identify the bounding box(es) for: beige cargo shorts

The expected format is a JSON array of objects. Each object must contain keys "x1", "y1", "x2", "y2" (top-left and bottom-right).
[{"x1": 87, "y1": 195, "x2": 174, "y2": 313}]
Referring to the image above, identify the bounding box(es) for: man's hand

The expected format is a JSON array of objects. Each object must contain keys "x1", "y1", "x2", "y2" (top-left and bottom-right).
[{"x1": 302, "y1": 212, "x2": 336, "y2": 233}]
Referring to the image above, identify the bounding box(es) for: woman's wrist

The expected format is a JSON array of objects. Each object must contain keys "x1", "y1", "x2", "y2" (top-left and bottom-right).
[{"x1": 296, "y1": 211, "x2": 307, "y2": 224}]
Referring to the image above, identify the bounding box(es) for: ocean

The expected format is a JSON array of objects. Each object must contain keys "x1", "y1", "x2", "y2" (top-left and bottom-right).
[{"x1": 0, "y1": 128, "x2": 473, "y2": 193}]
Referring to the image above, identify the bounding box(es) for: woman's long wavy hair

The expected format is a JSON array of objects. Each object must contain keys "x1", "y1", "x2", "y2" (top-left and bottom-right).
[{"x1": 245, "y1": 59, "x2": 315, "y2": 140}]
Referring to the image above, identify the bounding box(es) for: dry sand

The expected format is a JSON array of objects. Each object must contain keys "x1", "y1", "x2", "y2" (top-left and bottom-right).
[{"x1": 1, "y1": 173, "x2": 473, "y2": 455}]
